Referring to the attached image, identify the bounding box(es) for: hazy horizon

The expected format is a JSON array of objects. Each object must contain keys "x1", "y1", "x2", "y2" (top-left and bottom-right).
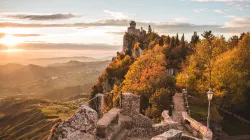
[
  {"x1": 0, "y1": 0, "x2": 249, "y2": 57},
  {"x1": 0, "y1": 49, "x2": 115, "y2": 65}
]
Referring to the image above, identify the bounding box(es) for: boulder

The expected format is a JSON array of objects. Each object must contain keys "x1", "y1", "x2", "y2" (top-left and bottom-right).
[
  {"x1": 151, "y1": 129, "x2": 182, "y2": 140},
  {"x1": 48, "y1": 105, "x2": 98, "y2": 140}
]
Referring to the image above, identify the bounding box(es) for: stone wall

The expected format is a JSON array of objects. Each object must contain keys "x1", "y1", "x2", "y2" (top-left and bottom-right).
[
  {"x1": 182, "y1": 112, "x2": 213, "y2": 140},
  {"x1": 120, "y1": 92, "x2": 153, "y2": 129},
  {"x1": 151, "y1": 129, "x2": 202, "y2": 140},
  {"x1": 121, "y1": 92, "x2": 140, "y2": 116},
  {"x1": 128, "y1": 27, "x2": 140, "y2": 36}
]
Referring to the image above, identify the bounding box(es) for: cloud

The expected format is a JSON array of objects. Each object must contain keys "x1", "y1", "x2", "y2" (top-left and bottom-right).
[
  {"x1": 193, "y1": 0, "x2": 249, "y2": 10},
  {"x1": 104, "y1": 10, "x2": 128, "y2": 19},
  {"x1": 224, "y1": 17, "x2": 250, "y2": 27},
  {"x1": 6, "y1": 13, "x2": 79, "y2": 20},
  {"x1": 192, "y1": 8, "x2": 209, "y2": 13},
  {"x1": 192, "y1": 0, "x2": 250, "y2": 2},
  {"x1": 0, "y1": 33, "x2": 43, "y2": 38},
  {"x1": 0, "y1": 19, "x2": 129, "y2": 28},
  {"x1": 214, "y1": 10, "x2": 224, "y2": 14},
  {"x1": 0, "y1": 18, "x2": 249, "y2": 36},
  {"x1": 10, "y1": 43, "x2": 120, "y2": 51},
  {"x1": 174, "y1": 17, "x2": 189, "y2": 21},
  {"x1": 106, "y1": 32, "x2": 125, "y2": 35}
]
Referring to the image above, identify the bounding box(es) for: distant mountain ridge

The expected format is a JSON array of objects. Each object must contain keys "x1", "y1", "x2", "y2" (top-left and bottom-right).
[{"x1": 0, "y1": 60, "x2": 111, "y2": 83}]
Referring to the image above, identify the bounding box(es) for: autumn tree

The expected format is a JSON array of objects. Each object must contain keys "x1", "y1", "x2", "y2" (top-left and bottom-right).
[
  {"x1": 228, "y1": 35, "x2": 239, "y2": 49},
  {"x1": 212, "y1": 33, "x2": 250, "y2": 118},
  {"x1": 122, "y1": 46, "x2": 175, "y2": 120},
  {"x1": 177, "y1": 33, "x2": 229, "y2": 95}
]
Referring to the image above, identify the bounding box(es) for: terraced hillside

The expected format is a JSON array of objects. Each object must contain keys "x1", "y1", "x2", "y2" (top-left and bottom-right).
[{"x1": 0, "y1": 97, "x2": 78, "y2": 139}]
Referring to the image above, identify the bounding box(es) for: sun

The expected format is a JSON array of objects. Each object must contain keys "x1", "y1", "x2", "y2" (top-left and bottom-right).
[{"x1": 0, "y1": 35, "x2": 20, "y2": 47}]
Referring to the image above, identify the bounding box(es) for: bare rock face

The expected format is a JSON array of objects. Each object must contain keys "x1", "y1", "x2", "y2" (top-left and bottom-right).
[
  {"x1": 151, "y1": 129, "x2": 182, "y2": 140},
  {"x1": 48, "y1": 105, "x2": 98, "y2": 140}
]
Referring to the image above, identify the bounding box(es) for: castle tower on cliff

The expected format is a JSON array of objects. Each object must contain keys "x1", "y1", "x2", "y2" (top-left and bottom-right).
[
  {"x1": 127, "y1": 21, "x2": 140, "y2": 36},
  {"x1": 122, "y1": 21, "x2": 146, "y2": 54}
]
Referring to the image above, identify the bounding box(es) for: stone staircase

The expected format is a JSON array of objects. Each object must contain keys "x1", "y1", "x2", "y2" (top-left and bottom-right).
[
  {"x1": 96, "y1": 108, "x2": 133, "y2": 140},
  {"x1": 171, "y1": 92, "x2": 192, "y2": 136}
]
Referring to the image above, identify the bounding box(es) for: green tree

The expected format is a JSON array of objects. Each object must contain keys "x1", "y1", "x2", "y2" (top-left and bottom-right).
[
  {"x1": 175, "y1": 33, "x2": 180, "y2": 46},
  {"x1": 170, "y1": 36, "x2": 175, "y2": 48},
  {"x1": 159, "y1": 37, "x2": 164, "y2": 46},
  {"x1": 191, "y1": 31, "x2": 200, "y2": 45},
  {"x1": 181, "y1": 33, "x2": 185, "y2": 46},
  {"x1": 180, "y1": 33, "x2": 187, "y2": 59},
  {"x1": 166, "y1": 35, "x2": 171, "y2": 44},
  {"x1": 148, "y1": 25, "x2": 152, "y2": 34}
]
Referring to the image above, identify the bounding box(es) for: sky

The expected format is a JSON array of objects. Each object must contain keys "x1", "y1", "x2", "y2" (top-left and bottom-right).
[{"x1": 0, "y1": 0, "x2": 250, "y2": 58}]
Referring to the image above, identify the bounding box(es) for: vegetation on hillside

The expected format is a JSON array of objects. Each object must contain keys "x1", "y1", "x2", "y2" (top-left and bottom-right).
[
  {"x1": 177, "y1": 32, "x2": 250, "y2": 120},
  {"x1": 0, "y1": 97, "x2": 78, "y2": 139},
  {"x1": 90, "y1": 25, "x2": 189, "y2": 120},
  {"x1": 90, "y1": 23, "x2": 250, "y2": 127}
]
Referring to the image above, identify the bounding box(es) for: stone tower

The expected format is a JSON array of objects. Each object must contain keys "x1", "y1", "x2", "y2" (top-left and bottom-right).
[
  {"x1": 127, "y1": 21, "x2": 140, "y2": 36},
  {"x1": 130, "y1": 21, "x2": 136, "y2": 29}
]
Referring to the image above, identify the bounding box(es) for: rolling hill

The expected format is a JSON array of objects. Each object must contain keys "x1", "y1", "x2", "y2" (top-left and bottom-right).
[{"x1": 0, "y1": 60, "x2": 111, "y2": 100}]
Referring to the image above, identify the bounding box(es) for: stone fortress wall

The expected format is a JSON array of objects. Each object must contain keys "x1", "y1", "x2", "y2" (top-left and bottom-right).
[{"x1": 48, "y1": 91, "x2": 213, "y2": 140}]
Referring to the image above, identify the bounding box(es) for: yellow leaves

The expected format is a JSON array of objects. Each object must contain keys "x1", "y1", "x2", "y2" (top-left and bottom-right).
[
  {"x1": 122, "y1": 47, "x2": 171, "y2": 97},
  {"x1": 176, "y1": 72, "x2": 186, "y2": 87}
]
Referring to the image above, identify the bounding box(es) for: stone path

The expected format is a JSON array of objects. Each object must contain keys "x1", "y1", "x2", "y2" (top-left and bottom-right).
[
  {"x1": 172, "y1": 92, "x2": 186, "y2": 123},
  {"x1": 171, "y1": 92, "x2": 191, "y2": 135}
]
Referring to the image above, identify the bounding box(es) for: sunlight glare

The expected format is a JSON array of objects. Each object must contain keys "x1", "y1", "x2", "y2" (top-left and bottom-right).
[{"x1": 0, "y1": 35, "x2": 20, "y2": 47}]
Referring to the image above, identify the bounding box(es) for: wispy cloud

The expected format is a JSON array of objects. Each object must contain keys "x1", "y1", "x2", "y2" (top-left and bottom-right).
[
  {"x1": 224, "y1": 17, "x2": 250, "y2": 27},
  {"x1": 174, "y1": 17, "x2": 189, "y2": 21},
  {"x1": 214, "y1": 10, "x2": 224, "y2": 14},
  {"x1": 192, "y1": 0, "x2": 250, "y2": 2},
  {"x1": 6, "y1": 13, "x2": 80, "y2": 20},
  {"x1": 0, "y1": 19, "x2": 129, "y2": 28},
  {"x1": 193, "y1": 8, "x2": 209, "y2": 13},
  {"x1": 104, "y1": 10, "x2": 128, "y2": 19},
  {"x1": 106, "y1": 31, "x2": 125, "y2": 35},
  {"x1": 0, "y1": 18, "x2": 249, "y2": 37},
  {"x1": 0, "y1": 33, "x2": 43, "y2": 38},
  {"x1": 0, "y1": 43, "x2": 120, "y2": 51}
]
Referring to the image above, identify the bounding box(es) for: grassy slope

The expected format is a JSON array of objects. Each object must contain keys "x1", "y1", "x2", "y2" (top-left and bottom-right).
[
  {"x1": 0, "y1": 97, "x2": 78, "y2": 140},
  {"x1": 188, "y1": 96, "x2": 250, "y2": 136}
]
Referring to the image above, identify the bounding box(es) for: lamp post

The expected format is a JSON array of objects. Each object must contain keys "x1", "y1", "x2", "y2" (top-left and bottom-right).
[
  {"x1": 207, "y1": 88, "x2": 214, "y2": 131},
  {"x1": 185, "y1": 74, "x2": 188, "y2": 91}
]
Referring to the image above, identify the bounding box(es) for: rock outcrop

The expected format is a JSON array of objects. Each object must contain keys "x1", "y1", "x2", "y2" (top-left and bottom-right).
[{"x1": 48, "y1": 105, "x2": 98, "y2": 140}]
